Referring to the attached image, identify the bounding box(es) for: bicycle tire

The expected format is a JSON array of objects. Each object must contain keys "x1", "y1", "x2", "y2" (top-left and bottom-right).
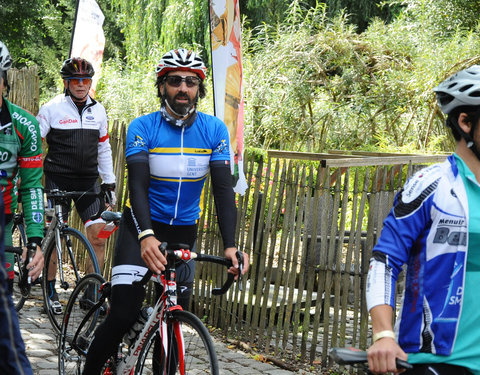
[
  {"x1": 11, "y1": 217, "x2": 27, "y2": 312},
  {"x1": 135, "y1": 309, "x2": 219, "y2": 375},
  {"x1": 43, "y1": 226, "x2": 100, "y2": 333},
  {"x1": 58, "y1": 273, "x2": 107, "y2": 375}
]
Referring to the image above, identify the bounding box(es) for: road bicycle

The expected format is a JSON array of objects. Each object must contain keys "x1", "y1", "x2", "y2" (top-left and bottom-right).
[
  {"x1": 329, "y1": 347, "x2": 412, "y2": 374},
  {"x1": 10, "y1": 190, "x2": 106, "y2": 320},
  {"x1": 58, "y1": 240, "x2": 243, "y2": 375},
  {"x1": 41, "y1": 188, "x2": 106, "y2": 334}
]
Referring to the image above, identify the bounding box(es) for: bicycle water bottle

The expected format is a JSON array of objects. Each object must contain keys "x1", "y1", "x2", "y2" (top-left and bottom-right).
[{"x1": 124, "y1": 306, "x2": 153, "y2": 347}]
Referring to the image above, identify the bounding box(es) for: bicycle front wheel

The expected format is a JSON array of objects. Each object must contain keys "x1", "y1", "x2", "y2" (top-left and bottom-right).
[
  {"x1": 43, "y1": 227, "x2": 100, "y2": 333},
  {"x1": 11, "y1": 217, "x2": 27, "y2": 312},
  {"x1": 58, "y1": 273, "x2": 107, "y2": 375},
  {"x1": 135, "y1": 309, "x2": 219, "y2": 375}
]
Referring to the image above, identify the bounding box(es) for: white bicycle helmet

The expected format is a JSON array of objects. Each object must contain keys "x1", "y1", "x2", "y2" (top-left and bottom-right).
[
  {"x1": 155, "y1": 48, "x2": 207, "y2": 80},
  {"x1": 434, "y1": 65, "x2": 480, "y2": 114},
  {"x1": 0, "y1": 41, "x2": 13, "y2": 73}
]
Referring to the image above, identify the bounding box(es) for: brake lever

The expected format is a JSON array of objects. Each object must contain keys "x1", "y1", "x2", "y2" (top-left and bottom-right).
[
  {"x1": 236, "y1": 250, "x2": 244, "y2": 292},
  {"x1": 19, "y1": 242, "x2": 36, "y2": 297}
]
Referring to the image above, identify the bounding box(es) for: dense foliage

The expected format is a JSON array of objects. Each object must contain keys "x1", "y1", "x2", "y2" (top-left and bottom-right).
[
  {"x1": 242, "y1": 1, "x2": 480, "y2": 152},
  {"x1": 2, "y1": 0, "x2": 480, "y2": 153}
]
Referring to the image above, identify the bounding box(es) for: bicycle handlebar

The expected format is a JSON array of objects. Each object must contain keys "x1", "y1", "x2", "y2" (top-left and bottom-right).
[
  {"x1": 6, "y1": 243, "x2": 36, "y2": 297},
  {"x1": 4, "y1": 245, "x2": 23, "y2": 255},
  {"x1": 134, "y1": 242, "x2": 243, "y2": 295},
  {"x1": 329, "y1": 347, "x2": 412, "y2": 370},
  {"x1": 45, "y1": 188, "x2": 113, "y2": 221}
]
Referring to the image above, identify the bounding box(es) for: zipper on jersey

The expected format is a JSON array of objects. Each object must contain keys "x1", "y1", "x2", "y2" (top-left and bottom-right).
[{"x1": 170, "y1": 126, "x2": 185, "y2": 225}]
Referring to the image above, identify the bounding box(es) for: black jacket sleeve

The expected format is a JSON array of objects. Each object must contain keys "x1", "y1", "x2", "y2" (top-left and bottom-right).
[
  {"x1": 126, "y1": 152, "x2": 152, "y2": 233},
  {"x1": 210, "y1": 161, "x2": 237, "y2": 249}
]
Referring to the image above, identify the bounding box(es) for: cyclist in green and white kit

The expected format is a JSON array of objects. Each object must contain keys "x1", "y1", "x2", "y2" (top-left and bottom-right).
[{"x1": 0, "y1": 40, "x2": 44, "y2": 290}]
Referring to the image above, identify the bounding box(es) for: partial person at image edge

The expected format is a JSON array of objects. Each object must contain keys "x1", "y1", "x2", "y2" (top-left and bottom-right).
[{"x1": 366, "y1": 65, "x2": 480, "y2": 375}]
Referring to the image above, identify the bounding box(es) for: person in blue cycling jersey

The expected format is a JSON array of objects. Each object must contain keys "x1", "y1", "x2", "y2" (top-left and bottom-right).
[
  {"x1": 366, "y1": 65, "x2": 480, "y2": 375},
  {"x1": 0, "y1": 193, "x2": 33, "y2": 375},
  {"x1": 83, "y1": 48, "x2": 249, "y2": 374}
]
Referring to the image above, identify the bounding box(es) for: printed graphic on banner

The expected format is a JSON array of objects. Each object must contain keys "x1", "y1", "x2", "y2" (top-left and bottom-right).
[
  {"x1": 70, "y1": 0, "x2": 105, "y2": 97},
  {"x1": 210, "y1": 0, "x2": 248, "y2": 195}
]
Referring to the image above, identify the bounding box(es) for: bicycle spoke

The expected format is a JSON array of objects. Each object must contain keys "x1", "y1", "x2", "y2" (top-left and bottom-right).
[
  {"x1": 43, "y1": 227, "x2": 99, "y2": 333},
  {"x1": 135, "y1": 310, "x2": 218, "y2": 375},
  {"x1": 59, "y1": 274, "x2": 107, "y2": 375}
]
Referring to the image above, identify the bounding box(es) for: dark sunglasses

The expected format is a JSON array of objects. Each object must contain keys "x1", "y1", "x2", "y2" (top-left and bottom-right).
[
  {"x1": 65, "y1": 77, "x2": 92, "y2": 85},
  {"x1": 165, "y1": 75, "x2": 200, "y2": 88}
]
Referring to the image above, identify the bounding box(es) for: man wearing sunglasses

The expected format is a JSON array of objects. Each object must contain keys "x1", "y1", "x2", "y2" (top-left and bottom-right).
[
  {"x1": 36, "y1": 57, "x2": 116, "y2": 315},
  {"x1": 83, "y1": 48, "x2": 249, "y2": 374}
]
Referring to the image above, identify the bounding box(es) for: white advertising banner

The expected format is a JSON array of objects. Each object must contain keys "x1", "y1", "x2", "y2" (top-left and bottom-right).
[{"x1": 70, "y1": 0, "x2": 105, "y2": 97}]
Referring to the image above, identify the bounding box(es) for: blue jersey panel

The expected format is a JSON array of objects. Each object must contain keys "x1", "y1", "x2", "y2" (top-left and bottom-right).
[{"x1": 126, "y1": 111, "x2": 231, "y2": 225}]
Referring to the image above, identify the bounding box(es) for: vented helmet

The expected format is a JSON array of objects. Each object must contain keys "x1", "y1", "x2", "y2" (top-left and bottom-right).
[
  {"x1": 434, "y1": 65, "x2": 480, "y2": 114},
  {"x1": 60, "y1": 57, "x2": 95, "y2": 78},
  {"x1": 0, "y1": 41, "x2": 13, "y2": 73},
  {"x1": 155, "y1": 48, "x2": 206, "y2": 80}
]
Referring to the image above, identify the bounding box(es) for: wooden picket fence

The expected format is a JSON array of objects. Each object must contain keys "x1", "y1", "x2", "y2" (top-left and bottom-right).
[
  {"x1": 96, "y1": 122, "x2": 447, "y2": 369},
  {"x1": 9, "y1": 68, "x2": 449, "y2": 370},
  {"x1": 8, "y1": 66, "x2": 40, "y2": 115}
]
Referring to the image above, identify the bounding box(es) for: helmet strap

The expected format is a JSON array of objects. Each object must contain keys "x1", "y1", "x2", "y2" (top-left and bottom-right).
[
  {"x1": 65, "y1": 84, "x2": 88, "y2": 103},
  {"x1": 164, "y1": 98, "x2": 196, "y2": 118},
  {"x1": 453, "y1": 121, "x2": 480, "y2": 161},
  {"x1": 1, "y1": 72, "x2": 10, "y2": 96}
]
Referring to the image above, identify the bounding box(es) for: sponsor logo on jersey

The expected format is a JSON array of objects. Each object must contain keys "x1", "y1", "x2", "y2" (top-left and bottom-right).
[
  {"x1": 11, "y1": 111, "x2": 39, "y2": 152},
  {"x1": 32, "y1": 212, "x2": 43, "y2": 224},
  {"x1": 130, "y1": 135, "x2": 146, "y2": 148},
  {"x1": 59, "y1": 117, "x2": 79, "y2": 125},
  {"x1": 19, "y1": 155, "x2": 43, "y2": 169},
  {"x1": 86, "y1": 116, "x2": 95, "y2": 120},
  {"x1": 214, "y1": 139, "x2": 228, "y2": 154}
]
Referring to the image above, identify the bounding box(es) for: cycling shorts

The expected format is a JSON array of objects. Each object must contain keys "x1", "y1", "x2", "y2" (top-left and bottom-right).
[
  {"x1": 110, "y1": 206, "x2": 197, "y2": 290},
  {"x1": 45, "y1": 173, "x2": 103, "y2": 227}
]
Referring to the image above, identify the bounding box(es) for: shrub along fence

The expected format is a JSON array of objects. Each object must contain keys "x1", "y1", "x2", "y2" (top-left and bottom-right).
[{"x1": 85, "y1": 121, "x2": 447, "y2": 369}]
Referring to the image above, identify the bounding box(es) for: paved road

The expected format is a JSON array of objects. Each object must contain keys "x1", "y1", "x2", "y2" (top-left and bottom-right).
[{"x1": 18, "y1": 288, "x2": 318, "y2": 375}]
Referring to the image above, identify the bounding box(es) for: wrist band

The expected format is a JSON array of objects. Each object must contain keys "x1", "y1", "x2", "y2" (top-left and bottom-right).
[
  {"x1": 138, "y1": 229, "x2": 154, "y2": 241},
  {"x1": 373, "y1": 330, "x2": 396, "y2": 343}
]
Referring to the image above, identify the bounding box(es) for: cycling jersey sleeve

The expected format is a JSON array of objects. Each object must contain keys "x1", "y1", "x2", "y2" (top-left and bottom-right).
[
  {"x1": 12, "y1": 105, "x2": 44, "y2": 242},
  {"x1": 127, "y1": 152, "x2": 152, "y2": 234},
  {"x1": 36, "y1": 104, "x2": 51, "y2": 139},
  {"x1": 96, "y1": 106, "x2": 116, "y2": 184},
  {"x1": 210, "y1": 161, "x2": 236, "y2": 249}
]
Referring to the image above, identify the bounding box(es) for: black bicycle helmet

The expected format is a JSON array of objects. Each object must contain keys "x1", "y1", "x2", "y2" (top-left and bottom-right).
[
  {"x1": 434, "y1": 65, "x2": 480, "y2": 114},
  {"x1": 155, "y1": 48, "x2": 207, "y2": 80},
  {"x1": 60, "y1": 57, "x2": 95, "y2": 78}
]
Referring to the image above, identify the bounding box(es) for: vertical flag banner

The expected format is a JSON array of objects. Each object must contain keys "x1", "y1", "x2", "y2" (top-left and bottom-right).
[
  {"x1": 70, "y1": 0, "x2": 105, "y2": 98},
  {"x1": 209, "y1": 0, "x2": 248, "y2": 195}
]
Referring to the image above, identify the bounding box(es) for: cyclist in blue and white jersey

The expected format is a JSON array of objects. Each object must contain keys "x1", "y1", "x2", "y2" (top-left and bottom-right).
[
  {"x1": 83, "y1": 48, "x2": 249, "y2": 374},
  {"x1": 366, "y1": 65, "x2": 480, "y2": 375}
]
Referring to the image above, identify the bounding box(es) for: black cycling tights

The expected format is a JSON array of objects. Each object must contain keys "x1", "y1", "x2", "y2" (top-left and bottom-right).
[
  {"x1": 83, "y1": 283, "x2": 145, "y2": 375},
  {"x1": 404, "y1": 363, "x2": 473, "y2": 375}
]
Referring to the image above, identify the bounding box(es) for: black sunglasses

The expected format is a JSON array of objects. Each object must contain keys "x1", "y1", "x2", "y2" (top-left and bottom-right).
[{"x1": 165, "y1": 75, "x2": 201, "y2": 88}]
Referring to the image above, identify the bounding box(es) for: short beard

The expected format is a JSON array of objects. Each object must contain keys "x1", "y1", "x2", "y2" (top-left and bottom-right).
[{"x1": 163, "y1": 88, "x2": 199, "y2": 117}]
